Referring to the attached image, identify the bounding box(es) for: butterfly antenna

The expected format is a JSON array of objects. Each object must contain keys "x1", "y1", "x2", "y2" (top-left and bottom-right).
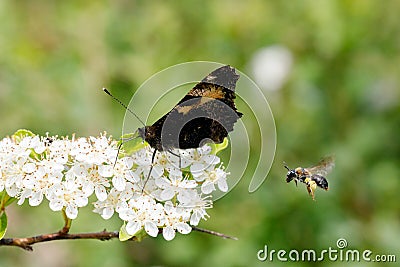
[{"x1": 103, "y1": 88, "x2": 146, "y2": 127}]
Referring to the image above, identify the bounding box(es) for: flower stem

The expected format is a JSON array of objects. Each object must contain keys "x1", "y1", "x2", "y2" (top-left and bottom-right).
[{"x1": 60, "y1": 209, "x2": 72, "y2": 234}]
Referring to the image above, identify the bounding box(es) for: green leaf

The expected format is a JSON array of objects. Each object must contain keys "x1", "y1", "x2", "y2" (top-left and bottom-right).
[
  {"x1": 4, "y1": 197, "x2": 16, "y2": 206},
  {"x1": 134, "y1": 229, "x2": 149, "y2": 242},
  {"x1": 119, "y1": 223, "x2": 134, "y2": 241},
  {"x1": 0, "y1": 191, "x2": 16, "y2": 207},
  {"x1": 119, "y1": 223, "x2": 148, "y2": 242},
  {"x1": 120, "y1": 132, "x2": 148, "y2": 155},
  {"x1": 0, "y1": 211, "x2": 7, "y2": 240},
  {"x1": 210, "y1": 137, "x2": 229, "y2": 155},
  {"x1": 12, "y1": 129, "x2": 35, "y2": 143}
]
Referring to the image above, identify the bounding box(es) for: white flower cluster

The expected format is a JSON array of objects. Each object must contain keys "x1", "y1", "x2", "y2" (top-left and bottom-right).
[{"x1": 0, "y1": 132, "x2": 229, "y2": 241}]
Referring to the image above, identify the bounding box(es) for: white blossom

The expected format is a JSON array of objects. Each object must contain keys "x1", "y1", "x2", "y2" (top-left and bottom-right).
[
  {"x1": 155, "y1": 174, "x2": 197, "y2": 202},
  {"x1": 200, "y1": 167, "x2": 229, "y2": 194},
  {"x1": 179, "y1": 193, "x2": 212, "y2": 226},
  {"x1": 0, "y1": 131, "x2": 231, "y2": 240},
  {"x1": 93, "y1": 186, "x2": 133, "y2": 219},
  {"x1": 189, "y1": 146, "x2": 220, "y2": 178},
  {"x1": 48, "y1": 179, "x2": 88, "y2": 219},
  {"x1": 119, "y1": 195, "x2": 165, "y2": 237},
  {"x1": 162, "y1": 201, "x2": 192, "y2": 241},
  {"x1": 80, "y1": 167, "x2": 110, "y2": 201}
]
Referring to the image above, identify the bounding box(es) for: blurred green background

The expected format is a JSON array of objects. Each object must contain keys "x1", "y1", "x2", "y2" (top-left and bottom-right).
[{"x1": 0, "y1": 1, "x2": 399, "y2": 266}]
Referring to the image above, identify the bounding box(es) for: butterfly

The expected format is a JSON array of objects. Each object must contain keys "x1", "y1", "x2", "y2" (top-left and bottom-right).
[{"x1": 137, "y1": 65, "x2": 243, "y2": 152}]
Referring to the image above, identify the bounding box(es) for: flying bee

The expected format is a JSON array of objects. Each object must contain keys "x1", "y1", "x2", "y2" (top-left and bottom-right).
[{"x1": 284, "y1": 156, "x2": 335, "y2": 200}]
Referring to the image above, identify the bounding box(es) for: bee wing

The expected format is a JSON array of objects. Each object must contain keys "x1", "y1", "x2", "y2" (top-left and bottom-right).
[{"x1": 307, "y1": 155, "x2": 335, "y2": 177}]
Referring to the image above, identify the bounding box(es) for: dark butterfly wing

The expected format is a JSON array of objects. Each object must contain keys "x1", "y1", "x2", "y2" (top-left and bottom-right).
[{"x1": 142, "y1": 65, "x2": 242, "y2": 151}]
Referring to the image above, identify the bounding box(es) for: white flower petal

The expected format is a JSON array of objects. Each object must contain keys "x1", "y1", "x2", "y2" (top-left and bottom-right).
[
  {"x1": 6, "y1": 184, "x2": 18, "y2": 197},
  {"x1": 66, "y1": 205, "x2": 78, "y2": 219},
  {"x1": 126, "y1": 221, "x2": 142, "y2": 236},
  {"x1": 98, "y1": 165, "x2": 114, "y2": 177},
  {"x1": 112, "y1": 176, "x2": 126, "y2": 191},
  {"x1": 176, "y1": 223, "x2": 192, "y2": 234},
  {"x1": 122, "y1": 157, "x2": 134, "y2": 169},
  {"x1": 119, "y1": 209, "x2": 136, "y2": 221},
  {"x1": 144, "y1": 221, "x2": 159, "y2": 237},
  {"x1": 29, "y1": 192, "x2": 44, "y2": 206},
  {"x1": 34, "y1": 143, "x2": 46, "y2": 154},
  {"x1": 116, "y1": 201, "x2": 129, "y2": 213},
  {"x1": 17, "y1": 196, "x2": 27, "y2": 206},
  {"x1": 190, "y1": 163, "x2": 205, "y2": 177},
  {"x1": 125, "y1": 170, "x2": 139, "y2": 183},
  {"x1": 118, "y1": 186, "x2": 134, "y2": 201},
  {"x1": 203, "y1": 155, "x2": 220, "y2": 165},
  {"x1": 49, "y1": 199, "x2": 64, "y2": 211},
  {"x1": 22, "y1": 176, "x2": 35, "y2": 189},
  {"x1": 75, "y1": 196, "x2": 88, "y2": 207},
  {"x1": 177, "y1": 189, "x2": 197, "y2": 204},
  {"x1": 82, "y1": 182, "x2": 94, "y2": 196},
  {"x1": 23, "y1": 163, "x2": 36, "y2": 174},
  {"x1": 95, "y1": 186, "x2": 107, "y2": 201},
  {"x1": 166, "y1": 167, "x2": 182, "y2": 176},
  {"x1": 72, "y1": 165, "x2": 87, "y2": 178},
  {"x1": 180, "y1": 180, "x2": 197, "y2": 189},
  {"x1": 155, "y1": 177, "x2": 169, "y2": 188},
  {"x1": 201, "y1": 182, "x2": 215, "y2": 194},
  {"x1": 190, "y1": 213, "x2": 201, "y2": 226},
  {"x1": 101, "y1": 207, "x2": 114, "y2": 220},
  {"x1": 151, "y1": 166, "x2": 164, "y2": 179},
  {"x1": 218, "y1": 178, "x2": 228, "y2": 192},
  {"x1": 160, "y1": 188, "x2": 175, "y2": 201},
  {"x1": 162, "y1": 226, "x2": 176, "y2": 241},
  {"x1": 163, "y1": 201, "x2": 174, "y2": 212}
]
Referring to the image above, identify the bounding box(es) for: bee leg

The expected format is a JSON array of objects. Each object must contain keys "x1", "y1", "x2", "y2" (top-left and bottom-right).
[
  {"x1": 310, "y1": 184, "x2": 317, "y2": 200},
  {"x1": 308, "y1": 186, "x2": 316, "y2": 200},
  {"x1": 305, "y1": 179, "x2": 317, "y2": 200}
]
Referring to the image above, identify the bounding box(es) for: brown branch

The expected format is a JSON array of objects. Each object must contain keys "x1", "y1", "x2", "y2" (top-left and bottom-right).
[
  {"x1": 0, "y1": 227, "x2": 236, "y2": 251},
  {"x1": 0, "y1": 229, "x2": 120, "y2": 251}
]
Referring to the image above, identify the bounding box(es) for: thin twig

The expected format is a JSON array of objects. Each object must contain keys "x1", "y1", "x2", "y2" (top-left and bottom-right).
[
  {"x1": 192, "y1": 226, "x2": 238, "y2": 240},
  {"x1": 0, "y1": 227, "x2": 236, "y2": 251}
]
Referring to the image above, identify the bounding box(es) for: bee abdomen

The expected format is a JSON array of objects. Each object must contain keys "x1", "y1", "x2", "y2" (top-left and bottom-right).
[{"x1": 311, "y1": 174, "x2": 328, "y2": 190}]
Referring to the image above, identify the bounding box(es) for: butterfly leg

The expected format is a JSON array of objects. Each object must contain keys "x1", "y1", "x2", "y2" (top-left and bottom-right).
[
  {"x1": 113, "y1": 142, "x2": 123, "y2": 167},
  {"x1": 167, "y1": 149, "x2": 182, "y2": 169},
  {"x1": 177, "y1": 150, "x2": 182, "y2": 169},
  {"x1": 142, "y1": 149, "x2": 157, "y2": 194}
]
